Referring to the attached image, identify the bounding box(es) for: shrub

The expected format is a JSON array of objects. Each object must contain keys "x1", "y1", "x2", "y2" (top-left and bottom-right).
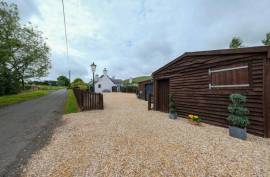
[
  {"x1": 188, "y1": 114, "x2": 201, "y2": 122},
  {"x1": 227, "y1": 94, "x2": 249, "y2": 128},
  {"x1": 169, "y1": 94, "x2": 177, "y2": 114},
  {"x1": 120, "y1": 86, "x2": 138, "y2": 93}
]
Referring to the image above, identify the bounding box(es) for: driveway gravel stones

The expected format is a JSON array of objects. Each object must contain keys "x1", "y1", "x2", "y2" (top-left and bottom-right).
[{"x1": 21, "y1": 93, "x2": 270, "y2": 177}]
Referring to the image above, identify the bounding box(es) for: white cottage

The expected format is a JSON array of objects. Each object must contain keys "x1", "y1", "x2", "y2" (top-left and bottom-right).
[{"x1": 94, "y1": 68, "x2": 122, "y2": 93}]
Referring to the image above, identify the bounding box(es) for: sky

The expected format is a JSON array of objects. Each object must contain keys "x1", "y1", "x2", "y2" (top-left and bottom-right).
[{"x1": 6, "y1": 0, "x2": 270, "y2": 82}]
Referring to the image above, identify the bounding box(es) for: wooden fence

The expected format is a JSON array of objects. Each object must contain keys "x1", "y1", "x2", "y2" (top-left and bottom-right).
[{"x1": 73, "y1": 89, "x2": 104, "y2": 111}]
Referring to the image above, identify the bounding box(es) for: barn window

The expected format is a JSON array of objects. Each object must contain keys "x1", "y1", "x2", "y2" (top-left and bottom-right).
[
  {"x1": 98, "y1": 84, "x2": 101, "y2": 88},
  {"x1": 209, "y1": 65, "x2": 249, "y2": 89}
]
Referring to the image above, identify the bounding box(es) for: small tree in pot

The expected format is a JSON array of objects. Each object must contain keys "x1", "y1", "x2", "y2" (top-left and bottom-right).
[
  {"x1": 227, "y1": 94, "x2": 249, "y2": 140},
  {"x1": 169, "y1": 94, "x2": 177, "y2": 119}
]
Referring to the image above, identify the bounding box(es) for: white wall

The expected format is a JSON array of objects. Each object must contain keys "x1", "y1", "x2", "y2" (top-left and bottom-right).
[{"x1": 94, "y1": 75, "x2": 116, "y2": 93}]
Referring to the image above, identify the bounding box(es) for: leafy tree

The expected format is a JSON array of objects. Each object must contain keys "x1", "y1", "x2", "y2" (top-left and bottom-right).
[
  {"x1": 71, "y1": 78, "x2": 87, "y2": 90},
  {"x1": 0, "y1": 1, "x2": 51, "y2": 93},
  {"x1": 0, "y1": 65, "x2": 19, "y2": 95},
  {"x1": 57, "y1": 75, "x2": 70, "y2": 86},
  {"x1": 0, "y1": 1, "x2": 21, "y2": 94},
  {"x1": 262, "y1": 32, "x2": 270, "y2": 45},
  {"x1": 229, "y1": 37, "x2": 243, "y2": 48},
  {"x1": 9, "y1": 24, "x2": 51, "y2": 88}
]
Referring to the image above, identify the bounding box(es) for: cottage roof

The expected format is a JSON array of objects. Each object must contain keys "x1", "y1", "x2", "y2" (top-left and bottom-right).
[{"x1": 96, "y1": 75, "x2": 122, "y2": 85}]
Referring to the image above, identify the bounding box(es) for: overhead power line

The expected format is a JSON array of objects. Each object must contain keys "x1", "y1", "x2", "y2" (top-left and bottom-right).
[{"x1": 61, "y1": 0, "x2": 71, "y2": 82}]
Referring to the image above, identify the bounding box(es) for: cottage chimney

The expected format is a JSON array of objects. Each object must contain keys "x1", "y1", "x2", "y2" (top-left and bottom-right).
[
  {"x1": 103, "y1": 68, "x2": 108, "y2": 76},
  {"x1": 95, "y1": 74, "x2": 99, "y2": 81}
]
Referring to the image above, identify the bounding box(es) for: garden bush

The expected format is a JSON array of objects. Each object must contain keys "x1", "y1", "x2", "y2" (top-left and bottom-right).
[
  {"x1": 169, "y1": 94, "x2": 176, "y2": 114},
  {"x1": 227, "y1": 94, "x2": 249, "y2": 128}
]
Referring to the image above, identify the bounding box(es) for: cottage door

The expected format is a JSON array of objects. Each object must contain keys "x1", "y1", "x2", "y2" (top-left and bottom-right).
[{"x1": 157, "y1": 79, "x2": 169, "y2": 112}]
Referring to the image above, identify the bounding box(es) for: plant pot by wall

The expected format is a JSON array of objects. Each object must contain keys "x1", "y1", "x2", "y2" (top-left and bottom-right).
[
  {"x1": 169, "y1": 112, "x2": 177, "y2": 119},
  {"x1": 189, "y1": 120, "x2": 201, "y2": 126},
  {"x1": 229, "y1": 126, "x2": 247, "y2": 140}
]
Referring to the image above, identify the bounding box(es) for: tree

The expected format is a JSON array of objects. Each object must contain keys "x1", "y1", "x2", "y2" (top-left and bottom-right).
[
  {"x1": 9, "y1": 24, "x2": 51, "y2": 89},
  {"x1": 71, "y1": 78, "x2": 87, "y2": 90},
  {"x1": 0, "y1": 65, "x2": 19, "y2": 95},
  {"x1": 0, "y1": 1, "x2": 51, "y2": 92},
  {"x1": 262, "y1": 32, "x2": 270, "y2": 45},
  {"x1": 57, "y1": 75, "x2": 70, "y2": 86},
  {"x1": 0, "y1": 1, "x2": 21, "y2": 94},
  {"x1": 229, "y1": 37, "x2": 243, "y2": 48}
]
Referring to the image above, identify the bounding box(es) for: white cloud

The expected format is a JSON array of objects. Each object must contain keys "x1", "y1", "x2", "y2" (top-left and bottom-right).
[{"x1": 11, "y1": 0, "x2": 270, "y2": 82}]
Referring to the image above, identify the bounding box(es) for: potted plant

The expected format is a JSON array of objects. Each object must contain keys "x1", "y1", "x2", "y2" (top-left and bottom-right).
[
  {"x1": 188, "y1": 114, "x2": 201, "y2": 125},
  {"x1": 169, "y1": 94, "x2": 177, "y2": 119},
  {"x1": 227, "y1": 94, "x2": 249, "y2": 140}
]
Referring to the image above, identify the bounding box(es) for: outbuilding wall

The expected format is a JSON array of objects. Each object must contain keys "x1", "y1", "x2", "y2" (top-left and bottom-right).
[
  {"x1": 153, "y1": 48, "x2": 270, "y2": 137},
  {"x1": 138, "y1": 80, "x2": 153, "y2": 100}
]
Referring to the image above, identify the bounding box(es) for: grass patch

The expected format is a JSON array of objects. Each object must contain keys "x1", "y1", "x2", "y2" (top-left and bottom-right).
[
  {"x1": 37, "y1": 85, "x2": 65, "y2": 90},
  {"x1": 64, "y1": 89, "x2": 79, "y2": 114},
  {"x1": 123, "y1": 76, "x2": 152, "y2": 86},
  {"x1": 0, "y1": 90, "x2": 49, "y2": 107}
]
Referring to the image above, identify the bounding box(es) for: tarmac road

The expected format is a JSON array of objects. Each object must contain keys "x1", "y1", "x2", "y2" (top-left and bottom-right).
[{"x1": 0, "y1": 89, "x2": 67, "y2": 176}]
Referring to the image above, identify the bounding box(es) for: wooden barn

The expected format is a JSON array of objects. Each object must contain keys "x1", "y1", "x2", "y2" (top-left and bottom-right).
[
  {"x1": 138, "y1": 79, "x2": 153, "y2": 101},
  {"x1": 152, "y1": 46, "x2": 270, "y2": 137}
]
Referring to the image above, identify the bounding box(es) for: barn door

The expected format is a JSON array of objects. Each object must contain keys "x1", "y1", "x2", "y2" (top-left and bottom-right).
[
  {"x1": 145, "y1": 83, "x2": 153, "y2": 101},
  {"x1": 157, "y1": 79, "x2": 169, "y2": 112}
]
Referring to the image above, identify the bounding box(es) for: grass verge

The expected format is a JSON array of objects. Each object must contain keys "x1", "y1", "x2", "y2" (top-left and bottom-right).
[
  {"x1": 64, "y1": 89, "x2": 79, "y2": 114},
  {"x1": 0, "y1": 90, "x2": 49, "y2": 107},
  {"x1": 36, "y1": 85, "x2": 65, "y2": 90}
]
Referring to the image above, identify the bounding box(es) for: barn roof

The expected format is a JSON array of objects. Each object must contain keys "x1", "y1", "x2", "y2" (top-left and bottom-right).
[
  {"x1": 153, "y1": 45, "x2": 270, "y2": 75},
  {"x1": 138, "y1": 78, "x2": 152, "y2": 84}
]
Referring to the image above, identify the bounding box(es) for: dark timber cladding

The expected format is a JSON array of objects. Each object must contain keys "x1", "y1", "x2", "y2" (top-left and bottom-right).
[
  {"x1": 152, "y1": 46, "x2": 270, "y2": 137},
  {"x1": 138, "y1": 79, "x2": 153, "y2": 101}
]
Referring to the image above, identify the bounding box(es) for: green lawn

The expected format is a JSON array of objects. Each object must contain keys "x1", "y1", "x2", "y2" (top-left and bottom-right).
[
  {"x1": 0, "y1": 90, "x2": 49, "y2": 107},
  {"x1": 123, "y1": 76, "x2": 152, "y2": 86},
  {"x1": 36, "y1": 85, "x2": 65, "y2": 90},
  {"x1": 64, "y1": 89, "x2": 79, "y2": 114}
]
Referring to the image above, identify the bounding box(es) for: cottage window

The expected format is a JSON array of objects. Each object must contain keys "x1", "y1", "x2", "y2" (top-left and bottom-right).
[
  {"x1": 209, "y1": 65, "x2": 249, "y2": 89},
  {"x1": 98, "y1": 84, "x2": 101, "y2": 88}
]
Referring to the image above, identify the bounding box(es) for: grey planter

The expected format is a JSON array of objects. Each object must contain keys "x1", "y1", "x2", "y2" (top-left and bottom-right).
[
  {"x1": 229, "y1": 126, "x2": 247, "y2": 140},
  {"x1": 169, "y1": 112, "x2": 177, "y2": 119}
]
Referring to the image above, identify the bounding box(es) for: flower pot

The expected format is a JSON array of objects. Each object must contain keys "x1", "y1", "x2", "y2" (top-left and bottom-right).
[
  {"x1": 189, "y1": 120, "x2": 201, "y2": 126},
  {"x1": 169, "y1": 112, "x2": 177, "y2": 119},
  {"x1": 229, "y1": 126, "x2": 247, "y2": 140}
]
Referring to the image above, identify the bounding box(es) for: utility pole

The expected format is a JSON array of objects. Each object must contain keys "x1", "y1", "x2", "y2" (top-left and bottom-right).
[{"x1": 61, "y1": 0, "x2": 70, "y2": 86}]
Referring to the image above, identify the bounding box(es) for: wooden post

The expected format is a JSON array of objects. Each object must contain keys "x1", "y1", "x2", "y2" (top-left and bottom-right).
[
  {"x1": 148, "y1": 94, "x2": 152, "y2": 110},
  {"x1": 100, "y1": 94, "x2": 104, "y2": 109},
  {"x1": 264, "y1": 55, "x2": 270, "y2": 137},
  {"x1": 80, "y1": 91, "x2": 84, "y2": 111}
]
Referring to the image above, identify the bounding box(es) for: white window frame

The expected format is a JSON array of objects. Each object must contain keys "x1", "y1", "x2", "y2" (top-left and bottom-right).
[{"x1": 209, "y1": 65, "x2": 249, "y2": 89}]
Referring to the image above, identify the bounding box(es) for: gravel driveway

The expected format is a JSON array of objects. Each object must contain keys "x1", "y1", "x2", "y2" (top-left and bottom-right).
[{"x1": 22, "y1": 93, "x2": 270, "y2": 177}]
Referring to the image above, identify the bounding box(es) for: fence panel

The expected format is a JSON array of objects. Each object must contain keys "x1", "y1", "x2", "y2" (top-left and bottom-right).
[{"x1": 73, "y1": 89, "x2": 104, "y2": 111}]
